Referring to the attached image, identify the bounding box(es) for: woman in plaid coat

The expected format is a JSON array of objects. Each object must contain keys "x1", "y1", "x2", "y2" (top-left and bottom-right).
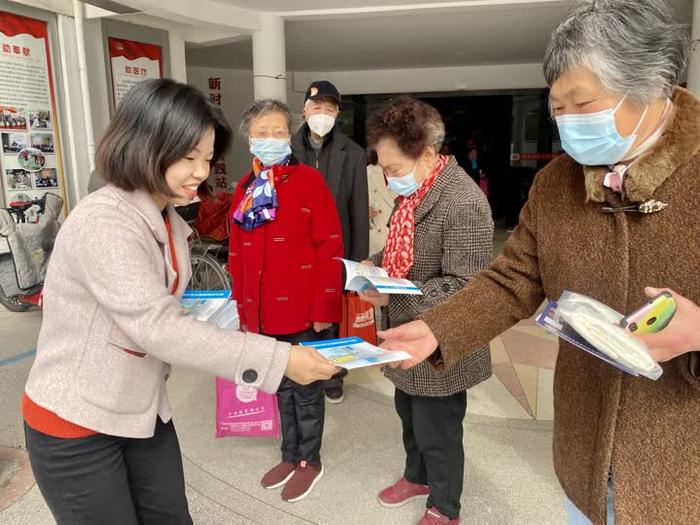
[{"x1": 360, "y1": 98, "x2": 493, "y2": 525}]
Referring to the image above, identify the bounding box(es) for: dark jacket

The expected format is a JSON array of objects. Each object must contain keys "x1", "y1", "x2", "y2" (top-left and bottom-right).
[
  {"x1": 228, "y1": 161, "x2": 344, "y2": 336},
  {"x1": 292, "y1": 124, "x2": 369, "y2": 261},
  {"x1": 371, "y1": 157, "x2": 494, "y2": 396},
  {"x1": 420, "y1": 87, "x2": 700, "y2": 524}
]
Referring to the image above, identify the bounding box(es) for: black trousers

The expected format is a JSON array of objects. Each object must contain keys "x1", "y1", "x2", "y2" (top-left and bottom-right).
[
  {"x1": 24, "y1": 418, "x2": 192, "y2": 525},
  {"x1": 274, "y1": 328, "x2": 330, "y2": 465},
  {"x1": 395, "y1": 388, "x2": 468, "y2": 519}
]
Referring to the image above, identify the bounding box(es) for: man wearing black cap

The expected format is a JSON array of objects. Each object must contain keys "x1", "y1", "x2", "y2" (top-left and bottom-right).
[{"x1": 292, "y1": 80, "x2": 369, "y2": 404}]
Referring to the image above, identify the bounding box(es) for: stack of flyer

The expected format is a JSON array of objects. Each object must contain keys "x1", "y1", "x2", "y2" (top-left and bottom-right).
[
  {"x1": 181, "y1": 290, "x2": 239, "y2": 330},
  {"x1": 300, "y1": 337, "x2": 411, "y2": 370},
  {"x1": 339, "y1": 258, "x2": 422, "y2": 295}
]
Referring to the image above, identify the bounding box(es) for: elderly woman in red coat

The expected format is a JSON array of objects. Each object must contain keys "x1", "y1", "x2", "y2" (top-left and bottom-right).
[{"x1": 229, "y1": 99, "x2": 343, "y2": 503}]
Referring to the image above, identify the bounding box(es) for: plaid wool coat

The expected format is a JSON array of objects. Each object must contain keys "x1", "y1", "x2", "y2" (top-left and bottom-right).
[{"x1": 371, "y1": 156, "x2": 494, "y2": 396}]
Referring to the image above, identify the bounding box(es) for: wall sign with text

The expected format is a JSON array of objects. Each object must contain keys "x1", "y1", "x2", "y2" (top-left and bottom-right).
[
  {"x1": 108, "y1": 37, "x2": 162, "y2": 107},
  {"x1": 0, "y1": 10, "x2": 66, "y2": 207}
]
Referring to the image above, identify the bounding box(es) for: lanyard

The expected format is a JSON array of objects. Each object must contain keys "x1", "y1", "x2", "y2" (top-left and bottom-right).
[{"x1": 164, "y1": 216, "x2": 180, "y2": 295}]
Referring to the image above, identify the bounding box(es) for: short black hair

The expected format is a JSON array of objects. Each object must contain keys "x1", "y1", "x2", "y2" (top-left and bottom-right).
[{"x1": 97, "y1": 78, "x2": 232, "y2": 197}]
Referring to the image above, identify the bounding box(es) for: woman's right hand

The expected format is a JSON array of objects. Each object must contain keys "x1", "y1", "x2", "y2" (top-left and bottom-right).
[
  {"x1": 285, "y1": 345, "x2": 339, "y2": 385},
  {"x1": 378, "y1": 320, "x2": 439, "y2": 369}
]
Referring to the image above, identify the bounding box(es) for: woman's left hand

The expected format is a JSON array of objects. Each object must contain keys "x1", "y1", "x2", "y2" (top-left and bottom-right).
[
  {"x1": 634, "y1": 287, "x2": 700, "y2": 362},
  {"x1": 358, "y1": 290, "x2": 389, "y2": 307},
  {"x1": 313, "y1": 321, "x2": 333, "y2": 333}
]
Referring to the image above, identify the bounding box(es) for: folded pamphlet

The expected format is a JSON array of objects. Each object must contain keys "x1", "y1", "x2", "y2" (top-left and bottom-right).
[
  {"x1": 299, "y1": 336, "x2": 411, "y2": 370},
  {"x1": 339, "y1": 258, "x2": 422, "y2": 295}
]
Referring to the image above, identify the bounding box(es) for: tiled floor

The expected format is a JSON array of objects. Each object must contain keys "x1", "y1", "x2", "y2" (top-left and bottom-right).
[
  {"x1": 349, "y1": 315, "x2": 558, "y2": 422},
  {"x1": 0, "y1": 226, "x2": 568, "y2": 524}
]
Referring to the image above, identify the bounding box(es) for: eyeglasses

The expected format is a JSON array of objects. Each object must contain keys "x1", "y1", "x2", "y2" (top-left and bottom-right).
[{"x1": 249, "y1": 130, "x2": 290, "y2": 139}]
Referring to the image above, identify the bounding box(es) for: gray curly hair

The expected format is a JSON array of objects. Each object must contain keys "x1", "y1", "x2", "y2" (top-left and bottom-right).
[
  {"x1": 239, "y1": 99, "x2": 292, "y2": 138},
  {"x1": 543, "y1": 0, "x2": 690, "y2": 104}
]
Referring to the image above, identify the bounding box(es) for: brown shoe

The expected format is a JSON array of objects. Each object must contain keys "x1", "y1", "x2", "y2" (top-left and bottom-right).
[
  {"x1": 261, "y1": 461, "x2": 296, "y2": 489},
  {"x1": 281, "y1": 461, "x2": 324, "y2": 502}
]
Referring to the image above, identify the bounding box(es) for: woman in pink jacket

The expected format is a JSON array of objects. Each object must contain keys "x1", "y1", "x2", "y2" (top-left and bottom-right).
[{"x1": 22, "y1": 79, "x2": 337, "y2": 525}]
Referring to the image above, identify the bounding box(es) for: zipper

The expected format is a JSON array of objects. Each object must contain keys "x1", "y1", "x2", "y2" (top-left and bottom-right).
[{"x1": 258, "y1": 223, "x2": 266, "y2": 334}]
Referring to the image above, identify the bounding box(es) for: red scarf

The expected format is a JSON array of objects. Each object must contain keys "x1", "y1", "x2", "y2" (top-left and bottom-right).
[{"x1": 383, "y1": 155, "x2": 448, "y2": 278}]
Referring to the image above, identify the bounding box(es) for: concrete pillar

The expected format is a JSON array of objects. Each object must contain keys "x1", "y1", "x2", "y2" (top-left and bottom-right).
[
  {"x1": 168, "y1": 29, "x2": 187, "y2": 83},
  {"x1": 687, "y1": 0, "x2": 700, "y2": 96},
  {"x1": 252, "y1": 14, "x2": 286, "y2": 101}
]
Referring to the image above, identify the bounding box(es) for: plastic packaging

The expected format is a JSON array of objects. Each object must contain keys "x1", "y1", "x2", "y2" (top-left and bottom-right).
[{"x1": 537, "y1": 291, "x2": 663, "y2": 380}]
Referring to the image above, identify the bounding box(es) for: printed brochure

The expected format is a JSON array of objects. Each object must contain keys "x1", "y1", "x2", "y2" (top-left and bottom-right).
[
  {"x1": 339, "y1": 258, "x2": 422, "y2": 295},
  {"x1": 300, "y1": 336, "x2": 411, "y2": 370}
]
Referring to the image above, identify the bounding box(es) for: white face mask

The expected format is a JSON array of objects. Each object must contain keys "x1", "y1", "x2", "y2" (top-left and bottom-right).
[{"x1": 307, "y1": 114, "x2": 336, "y2": 137}]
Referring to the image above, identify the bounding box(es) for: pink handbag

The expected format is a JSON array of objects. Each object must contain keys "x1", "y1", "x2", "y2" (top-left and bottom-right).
[{"x1": 215, "y1": 378, "x2": 280, "y2": 438}]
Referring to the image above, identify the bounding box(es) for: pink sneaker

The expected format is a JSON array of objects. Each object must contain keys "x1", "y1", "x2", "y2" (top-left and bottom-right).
[
  {"x1": 417, "y1": 507, "x2": 460, "y2": 525},
  {"x1": 377, "y1": 477, "x2": 430, "y2": 508}
]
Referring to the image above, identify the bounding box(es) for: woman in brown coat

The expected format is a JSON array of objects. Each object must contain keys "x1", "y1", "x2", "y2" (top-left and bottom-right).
[
  {"x1": 380, "y1": 1, "x2": 699, "y2": 524},
  {"x1": 360, "y1": 98, "x2": 493, "y2": 525}
]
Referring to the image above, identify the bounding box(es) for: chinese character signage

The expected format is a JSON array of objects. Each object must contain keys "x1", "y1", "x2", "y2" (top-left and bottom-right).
[
  {"x1": 208, "y1": 76, "x2": 222, "y2": 105},
  {"x1": 207, "y1": 77, "x2": 228, "y2": 190},
  {"x1": 0, "y1": 11, "x2": 66, "y2": 207},
  {"x1": 108, "y1": 37, "x2": 162, "y2": 107}
]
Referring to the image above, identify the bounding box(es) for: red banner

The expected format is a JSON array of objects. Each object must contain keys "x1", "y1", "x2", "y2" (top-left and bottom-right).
[{"x1": 107, "y1": 37, "x2": 163, "y2": 72}]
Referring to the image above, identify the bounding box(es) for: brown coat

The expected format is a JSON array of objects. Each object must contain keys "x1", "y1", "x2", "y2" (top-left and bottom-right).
[{"x1": 420, "y1": 87, "x2": 700, "y2": 524}]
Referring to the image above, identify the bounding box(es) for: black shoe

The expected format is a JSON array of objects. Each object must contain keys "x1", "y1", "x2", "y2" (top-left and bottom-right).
[{"x1": 325, "y1": 387, "x2": 344, "y2": 404}]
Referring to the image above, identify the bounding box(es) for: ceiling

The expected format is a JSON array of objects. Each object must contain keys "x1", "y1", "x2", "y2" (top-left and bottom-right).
[
  {"x1": 187, "y1": 0, "x2": 694, "y2": 72},
  {"x1": 212, "y1": 0, "x2": 531, "y2": 11}
]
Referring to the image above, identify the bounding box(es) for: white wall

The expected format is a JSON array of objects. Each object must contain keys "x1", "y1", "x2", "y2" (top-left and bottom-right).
[
  {"x1": 187, "y1": 66, "x2": 255, "y2": 185},
  {"x1": 291, "y1": 63, "x2": 547, "y2": 95},
  {"x1": 56, "y1": 14, "x2": 93, "y2": 208},
  {"x1": 83, "y1": 19, "x2": 112, "y2": 146}
]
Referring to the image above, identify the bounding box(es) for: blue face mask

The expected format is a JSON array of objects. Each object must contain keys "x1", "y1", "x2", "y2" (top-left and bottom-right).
[
  {"x1": 387, "y1": 163, "x2": 419, "y2": 197},
  {"x1": 249, "y1": 138, "x2": 291, "y2": 166},
  {"x1": 555, "y1": 95, "x2": 648, "y2": 166}
]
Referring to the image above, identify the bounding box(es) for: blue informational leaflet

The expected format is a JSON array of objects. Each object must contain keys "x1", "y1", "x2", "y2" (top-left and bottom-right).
[
  {"x1": 339, "y1": 258, "x2": 422, "y2": 295},
  {"x1": 299, "y1": 336, "x2": 411, "y2": 370}
]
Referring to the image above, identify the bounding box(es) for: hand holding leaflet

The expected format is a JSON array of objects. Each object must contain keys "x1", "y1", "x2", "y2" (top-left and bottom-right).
[{"x1": 299, "y1": 337, "x2": 411, "y2": 370}]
